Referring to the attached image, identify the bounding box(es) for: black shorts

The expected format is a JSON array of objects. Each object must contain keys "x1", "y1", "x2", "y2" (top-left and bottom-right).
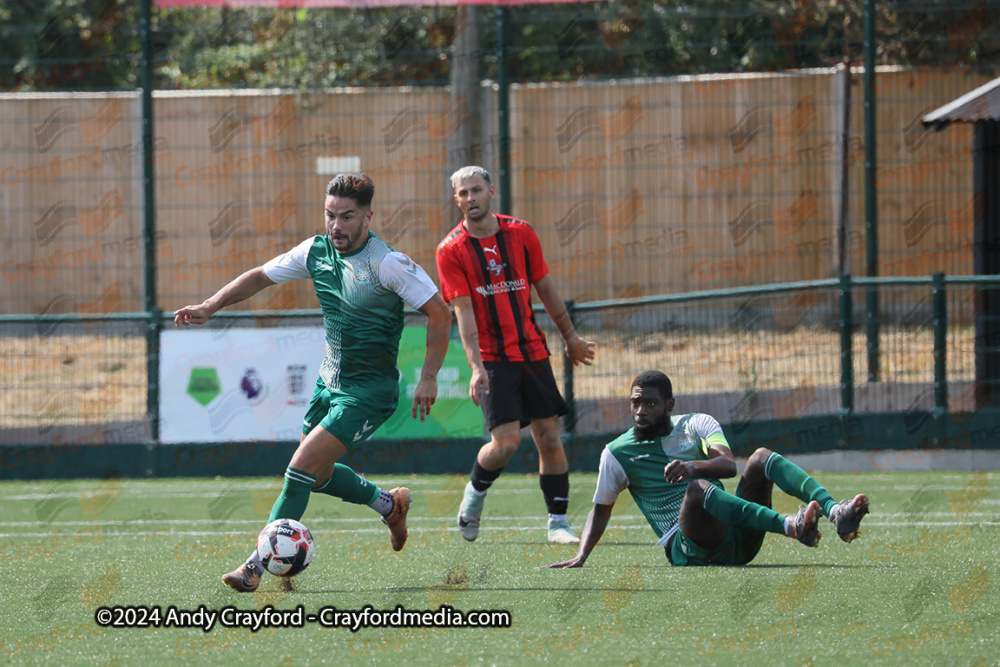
[{"x1": 481, "y1": 358, "x2": 568, "y2": 432}]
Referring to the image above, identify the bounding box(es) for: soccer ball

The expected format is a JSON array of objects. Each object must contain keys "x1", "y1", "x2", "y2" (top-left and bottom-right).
[{"x1": 256, "y1": 518, "x2": 315, "y2": 577}]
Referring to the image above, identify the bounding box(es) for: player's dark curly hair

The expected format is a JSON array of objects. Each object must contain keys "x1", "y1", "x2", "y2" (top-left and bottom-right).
[
  {"x1": 631, "y1": 370, "x2": 672, "y2": 398},
  {"x1": 326, "y1": 173, "x2": 375, "y2": 208}
]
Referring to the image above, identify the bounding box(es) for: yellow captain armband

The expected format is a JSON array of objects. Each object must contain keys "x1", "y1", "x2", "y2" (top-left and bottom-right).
[{"x1": 702, "y1": 433, "x2": 731, "y2": 455}]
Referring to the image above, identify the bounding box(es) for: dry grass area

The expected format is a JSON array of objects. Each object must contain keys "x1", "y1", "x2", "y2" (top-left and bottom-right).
[
  {"x1": 552, "y1": 325, "x2": 976, "y2": 400},
  {"x1": 0, "y1": 326, "x2": 977, "y2": 430},
  {"x1": 0, "y1": 334, "x2": 148, "y2": 430}
]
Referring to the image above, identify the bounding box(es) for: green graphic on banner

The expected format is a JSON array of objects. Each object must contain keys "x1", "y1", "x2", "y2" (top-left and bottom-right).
[
  {"x1": 187, "y1": 367, "x2": 221, "y2": 406},
  {"x1": 372, "y1": 325, "x2": 485, "y2": 440}
]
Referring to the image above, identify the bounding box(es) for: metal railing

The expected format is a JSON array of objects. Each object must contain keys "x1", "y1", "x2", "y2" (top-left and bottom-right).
[
  {"x1": 6, "y1": 273, "x2": 999, "y2": 446},
  {"x1": 557, "y1": 274, "x2": 1000, "y2": 439}
]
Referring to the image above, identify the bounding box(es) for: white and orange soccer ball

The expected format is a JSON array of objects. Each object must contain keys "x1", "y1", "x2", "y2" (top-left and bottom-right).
[{"x1": 256, "y1": 518, "x2": 315, "y2": 577}]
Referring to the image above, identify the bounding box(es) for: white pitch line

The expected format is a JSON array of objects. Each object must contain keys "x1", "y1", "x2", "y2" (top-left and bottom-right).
[
  {"x1": 0, "y1": 519, "x2": 996, "y2": 538},
  {"x1": 0, "y1": 487, "x2": 548, "y2": 501},
  {"x1": 0, "y1": 479, "x2": 484, "y2": 495},
  {"x1": 0, "y1": 526, "x2": 653, "y2": 539},
  {"x1": 878, "y1": 488, "x2": 996, "y2": 493},
  {"x1": 4, "y1": 482, "x2": 994, "y2": 502},
  {"x1": 865, "y1": 512, "x2": 1000, "y2": 523},
  {"x1": 859, "y1": 521, "x2": 1000, "y2": 527},
  {"x1": 1, "y1": 508, "x2": 998, "y2": 530},
  {"x1": 1, "y1": 507, "x2": 998, "y2": 530},
  {"x1": 3, "y1": 521, "x2": 1000, "y2": 540},
  {"x1": 0, "y1": 515, "x2": 645, "y2": 528},
  {"x1": 0, "y1": 487, "x2": 743, "y2": 501}
]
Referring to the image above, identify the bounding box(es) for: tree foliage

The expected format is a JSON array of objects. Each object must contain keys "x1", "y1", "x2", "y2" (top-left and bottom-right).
[
  {"x1": 0, "y1": 0, "x2": 996, "y2": 93},
  {"x1": 0, "y1": 0, "x2": 142, "y2": 91}
]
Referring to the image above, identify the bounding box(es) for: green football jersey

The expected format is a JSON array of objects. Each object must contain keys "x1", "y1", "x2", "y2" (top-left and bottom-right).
[
  {"x1": 595, "y1": 413, "x2": 730, "y2": 542},
  {"x1": 263, "y1": 232, "x2": 438, "y2": 393}
]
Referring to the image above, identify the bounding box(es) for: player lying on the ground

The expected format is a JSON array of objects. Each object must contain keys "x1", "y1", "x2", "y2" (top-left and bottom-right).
[
  {"x1": 174, "y1": 173, "x2": 452, "y2": 591},
  {"x1": 544, "y1": 370, "x2": 870, "y2": 568}
]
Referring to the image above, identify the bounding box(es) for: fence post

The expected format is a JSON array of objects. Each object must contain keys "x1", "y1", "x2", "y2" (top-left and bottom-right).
[
  {"x1": 140, "y1": 0, "x2": 159, "y2": 453},
  {"x1": 562, "y1": 300, "x2": 576, "y2": 443},
  {"x1": 146, "y1": 308, "x2": 162, "y2": 471},
  {"x1": 863, "y1": 0, "x2": 880, "y2": 383},
  {"x1": 496, "y1": 5, "x2": 512, "y2": 216},
  {"x1": 839, "y1": 274, "x2": 854, "y2": 413},
  {"x1": 933, "y1": 273, "x2": 947, "y2": 411}
]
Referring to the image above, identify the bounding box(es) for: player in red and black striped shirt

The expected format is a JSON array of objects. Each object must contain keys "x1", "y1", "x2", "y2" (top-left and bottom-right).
[{"x1": 436, "y1": 166, "x2": 596, "y2": 544}]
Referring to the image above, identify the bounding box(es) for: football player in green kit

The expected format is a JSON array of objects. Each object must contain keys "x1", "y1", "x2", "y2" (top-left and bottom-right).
[
  {"x1": 174, "y1": 173, "x2": 452, "y2": 591},
  {"x1": 544, "y1": 370, "x2": 870, "y2": 568}
]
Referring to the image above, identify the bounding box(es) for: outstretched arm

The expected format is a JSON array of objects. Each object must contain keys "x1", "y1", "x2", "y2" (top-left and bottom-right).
[
  {"x1": 450, "y1": 296, "x2": 489, "y2": 406},
  {"x1": 411, "y1": 293, "x2": 452, "y2": 421},
  {"x1": 533, "y1": 274, "x2": 595, "y2": 367},
  {"x1": 173, "y1": 267, "x2": 275, "y2": 326},
  {"x1": 542, "y1": 502, "x2": 615, "y2": 568}
]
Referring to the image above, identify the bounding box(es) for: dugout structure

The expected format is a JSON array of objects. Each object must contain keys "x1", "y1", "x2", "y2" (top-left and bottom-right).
[{"x1": 923, "y1": 78, "x2": 1000, "y2": 411}]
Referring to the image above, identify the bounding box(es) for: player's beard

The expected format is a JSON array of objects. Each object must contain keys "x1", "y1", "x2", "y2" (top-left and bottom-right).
[
  {"x1": 464, "y1": 197, "x2": 492, "y2": 222},
  {"x1": 329, "y1": 226, "x2": 365, "y2": 252},
  {"x1": 634, "y1": 413, "x2": 669, "y2": 441}
]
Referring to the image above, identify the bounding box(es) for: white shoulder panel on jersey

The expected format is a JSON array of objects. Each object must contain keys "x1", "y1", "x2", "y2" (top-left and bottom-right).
[
  {"x1": 262, "y1": 237, "x2": 314, "y2": 284},
  {"x1": 379, "y1": 251, "x2": 438, "y2": 309},
  {"x1": 688, "y1": 413, "x2": 724, "y2": 440},
  {"x1": 593, "y1": 446, "x2": 630, "y2": 505}
]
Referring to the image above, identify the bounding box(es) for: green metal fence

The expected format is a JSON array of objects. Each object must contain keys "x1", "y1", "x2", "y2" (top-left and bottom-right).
[
  {"x1": 556, "y1": 274, "x2": 1000, "y2": 430},
  {"x1": 3, "y1": 274, "x2": 999, "y2": 479}
]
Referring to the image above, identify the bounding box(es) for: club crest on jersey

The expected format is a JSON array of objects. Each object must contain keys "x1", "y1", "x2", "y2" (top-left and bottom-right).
[
  {"x1": 487, "y1": 258, "x2": 506, "y2": 277},
  {"x1": 352, "y1": 264, "x2": 373, "y2": 283}
]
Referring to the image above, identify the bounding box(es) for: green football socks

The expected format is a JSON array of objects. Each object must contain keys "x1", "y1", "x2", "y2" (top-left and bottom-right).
[
  {"x1": 268, "y1": 466, "x2": 316, "y2": 523},
  {"x1": 764, "y1": 452, "x2": 837, "y2": 517},
  {"x1": 313, "y1": 463, "x2": 381, "y2": 506},
  {"x1": 702, "y1": 485, "x2": 786, "y2": 534}
]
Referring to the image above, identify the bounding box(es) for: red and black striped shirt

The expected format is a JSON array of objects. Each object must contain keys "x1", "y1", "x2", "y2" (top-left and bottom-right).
[{"x1": 436, "y1": 215, "x2": 551, "y2": 362}]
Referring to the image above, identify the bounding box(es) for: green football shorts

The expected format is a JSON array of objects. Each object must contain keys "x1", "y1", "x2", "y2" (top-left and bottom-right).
[
  {"x1": 301, "y1": 377, "x2": 398, "y2": 450},
  {"x1": 667, "y1": 526, "x2": 766, "y2": 567}
]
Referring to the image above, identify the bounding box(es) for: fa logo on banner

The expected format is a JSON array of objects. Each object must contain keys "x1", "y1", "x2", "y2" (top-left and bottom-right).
[{"x1": 287, "y1": 364, "x2": 308, "y2": 406}]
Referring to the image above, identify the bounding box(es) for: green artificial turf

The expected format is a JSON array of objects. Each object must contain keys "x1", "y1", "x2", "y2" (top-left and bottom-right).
[{"x1": 1, "y1": 471, "x2": 997, "y2": 666}]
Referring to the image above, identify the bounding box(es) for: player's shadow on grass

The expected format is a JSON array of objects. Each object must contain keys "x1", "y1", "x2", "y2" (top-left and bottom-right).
[
  {"x1": 623, "y1": 562, "x2": 873, "y2": 569},
  {"x1": 735, "y1": 563, "x2": 871, "y2": 569},
  {"x1": 292, "y1": 586, "x2": 675, "y2": 594},
  {"x1": 500, "y1": 541, "x2": 653, "y2": 546}
]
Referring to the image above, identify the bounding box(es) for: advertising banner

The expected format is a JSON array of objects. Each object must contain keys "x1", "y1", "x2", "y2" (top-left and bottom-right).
[
  {"x1": 370, "y1": 324, "x2": 486, "y2": 441},
  {"x1": 160, "y1": 325, "x2": 483, "y2": 443}
]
